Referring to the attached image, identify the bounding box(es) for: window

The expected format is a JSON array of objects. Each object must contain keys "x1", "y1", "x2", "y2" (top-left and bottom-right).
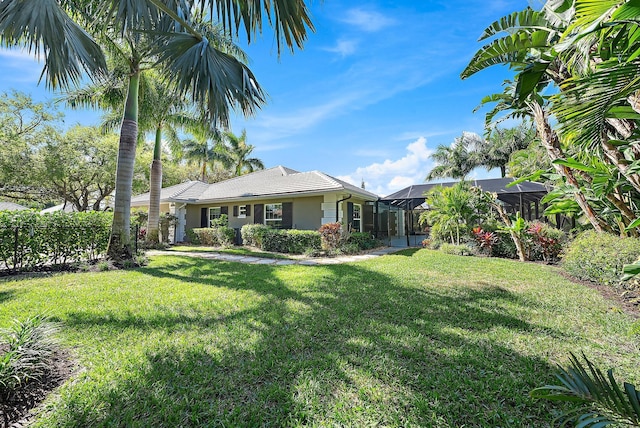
[
  {"x1": 239, "y1": 205, "x2": 247, "y2": 218},
  {"x1": 265, "y1": 203, "x2": 283, "y2": 227},
  {"x1": 352, "y1": 204, "x2": 362, "y2": 232},
  {"x1": 209, "y1": 207, "x2": 221, "y2": 226}
]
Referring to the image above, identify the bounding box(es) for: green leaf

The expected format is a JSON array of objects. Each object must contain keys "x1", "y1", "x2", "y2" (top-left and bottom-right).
[
  {"x1": 604, "y1": 106, "x2": 640, "y2": 120},
  {"x1": 552, "y1": 158, "x2": 598, "y2": 174},
  {"x1": 611, "y1": 0, "x2": 640, "y2": 20},
  {"x1": 621, "y1": 260, "x2": 640, "y2": 281}
]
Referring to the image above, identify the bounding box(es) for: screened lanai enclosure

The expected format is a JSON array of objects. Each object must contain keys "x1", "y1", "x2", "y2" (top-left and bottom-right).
[{"x1": 376, "y1": 178, "x2": 551, "y2": 247}]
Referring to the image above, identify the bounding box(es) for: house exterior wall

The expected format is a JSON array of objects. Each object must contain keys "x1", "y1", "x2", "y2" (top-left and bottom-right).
[{"x1": 184, "y1": 195, "x2": 326, "y2": 232}]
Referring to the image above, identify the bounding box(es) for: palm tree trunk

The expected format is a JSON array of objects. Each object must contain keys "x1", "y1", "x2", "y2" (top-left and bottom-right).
[
  {"x1": 107, "y1": 70, "x2": 140, "y2": 261},
  {"x1": 530, "y1": 103, "x2": 607, "y2": 233},
  {"x1": 147, "y1": 124, "x2": 163, "y2": 243}
]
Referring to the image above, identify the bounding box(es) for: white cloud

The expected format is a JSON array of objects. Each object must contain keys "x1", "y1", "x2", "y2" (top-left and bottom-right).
[
  {"x1": 341, "y1": 8, "x2": 396, "y2": 32},
  {"x1": 323, "y1": 39, "x2": 358, "y2": 57},
  {"x1": 336, "y1": 137, "x2": 435, "y2": 196}
]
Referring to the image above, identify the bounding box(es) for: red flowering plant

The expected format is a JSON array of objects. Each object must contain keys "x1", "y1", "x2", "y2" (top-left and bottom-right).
[
  {"x1": 472, "y1": 226, "x2": 498, "y2": 255},
  {"x1": 526, "y1": 221, "x2": 563, "y2": 262}
]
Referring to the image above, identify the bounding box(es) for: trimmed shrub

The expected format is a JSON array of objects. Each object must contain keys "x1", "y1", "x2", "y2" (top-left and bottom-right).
[
  {"x1": 0, "y1": 210, "x2": 112, "y2": 272},
  {"x1": 261, "y1": 229, "x2": 321, "y2": 254},
  {"x1": 241, "y1": 224, "x2": 271, "y2": 248},
  {"x1": 439, "y1": 243, "x2": 475, "y2": 256},
  {"x1": 185, "y1": 228, "x2": 200, "y2": 244},
  {"x1": 562, "y1": 230, "x2": 640, "y2": 287},
  {"x1": 347, "y1": 232, "x2": 381, "y2": 251},
  {"x1": 191, "y1": 226, "x2": 235, "y2": 247}
]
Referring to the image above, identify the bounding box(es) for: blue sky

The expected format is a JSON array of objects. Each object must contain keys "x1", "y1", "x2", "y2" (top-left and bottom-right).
[{"x1": 0, "y1": 0, "x2": 532, "y2": 196}]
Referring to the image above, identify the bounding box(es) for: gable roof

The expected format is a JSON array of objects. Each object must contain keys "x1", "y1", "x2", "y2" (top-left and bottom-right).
[
  {"x1": 131, "y1": 166, "x2": 379, "y2": 206},
  {"x1": 130, "y1": 180, "x2": 210, "y2": 205}
]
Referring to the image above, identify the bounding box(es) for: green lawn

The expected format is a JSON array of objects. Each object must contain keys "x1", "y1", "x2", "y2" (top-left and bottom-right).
[{"x1": 1, "y1": 249, "x2": 637, "y2": 427}]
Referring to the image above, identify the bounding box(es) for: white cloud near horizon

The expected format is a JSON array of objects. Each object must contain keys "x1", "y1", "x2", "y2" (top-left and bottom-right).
[
  {"x1": 337, "y1": 137, "x2": 434, "y2": 196},
  {"x1": 341, "y1": 8, "x2": 396, "y2": 32}
]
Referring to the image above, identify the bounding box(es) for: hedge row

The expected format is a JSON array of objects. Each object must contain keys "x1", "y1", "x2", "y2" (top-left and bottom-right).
[
  {"x1": 240, "y1": 224, "x2": 382, "y2": 255},
  {"x1": 189, "y1": 226, "x2": 235, "y2": 247},
  {"x1": 0, "y1": 210, "x2": 112, "y2": 271}
]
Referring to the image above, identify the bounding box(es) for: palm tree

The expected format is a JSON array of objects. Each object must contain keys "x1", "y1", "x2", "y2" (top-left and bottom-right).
[
  {"x1": 182, "y1": 127, "x2": 233, "y2": 182},
  {"x1": 65, "y1": 68, "x2": 197, "y2": 243},
  {"x1": 223, "y1": 129, "x2": 265, "y2": 176},
  {"x1": 481, "y1": 123, "x2": 536, "y2": 178},
  {"x1": 0, "y1": 0, "x2": 314, "y2": 261},
  {"x1": 426, "y1": 132, "x2": 484, "y2": 181}
]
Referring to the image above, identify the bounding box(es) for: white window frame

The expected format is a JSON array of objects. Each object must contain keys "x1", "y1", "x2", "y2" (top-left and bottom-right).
[
  {"x1": 352, "y1": 203, "x2": 362, "y2": 232},
  {"x1": 265, "y1": 203, "x2": 283, "y2": 227},
  {"x1": 209, "y1": 207, "x2": 221, "y2": 226},
  {"x1": 238, "y1": 205, "x2": 247, "y2": 218}
]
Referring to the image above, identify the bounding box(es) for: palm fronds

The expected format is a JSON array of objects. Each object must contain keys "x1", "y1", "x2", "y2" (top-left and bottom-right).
[{"x1": 531, "y1": 352, "x2": 640, "y2": 427}]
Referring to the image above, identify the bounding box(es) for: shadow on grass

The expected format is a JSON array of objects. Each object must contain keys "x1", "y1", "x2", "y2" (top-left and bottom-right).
[
  {"x1": 49, "y1": 256, "x2": 567, "y2": 426},
  {"x1": 0, "y1": 290, "x2": 15, "y2": 304},
  {"x1": 389, "y1": 247, "x2": 422, "y2": 257}
]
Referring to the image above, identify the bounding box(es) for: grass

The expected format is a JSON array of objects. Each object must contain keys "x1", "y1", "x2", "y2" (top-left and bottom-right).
[
  {"x1": 167, "y1": 245, "x2": 292, "y2": 259},
  {"x1": 0, "y1": 249, "x2": 637, "y2": 427}
]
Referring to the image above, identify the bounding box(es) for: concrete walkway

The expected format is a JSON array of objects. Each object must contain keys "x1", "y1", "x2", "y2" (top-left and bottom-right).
[{"x1": 146, "y1": 247, "x2": 408, "y2": 266}]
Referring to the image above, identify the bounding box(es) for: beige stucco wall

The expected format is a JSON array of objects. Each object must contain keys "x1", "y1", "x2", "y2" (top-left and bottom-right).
[{"x1": 184, "y1": 195, "x2": 325, "y2": 232}]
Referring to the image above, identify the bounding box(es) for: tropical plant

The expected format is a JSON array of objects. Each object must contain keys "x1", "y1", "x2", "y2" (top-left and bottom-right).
[
  {"x1": 531, "y1": 352, "x2": 640, "y2": 427},
  {"x1": 481, "y1": 122, "x2": 536, "y2": 177},
  {"x1": 420, "y1": 181, "x2": 489, "y2": 245},
  {"x1": 426, "y1": 132, "x2": 484, "y2": 180},
  {"x1": 181, "y1": 127, "x2": 233, "y2": 183},
  {"x1": 0, "y1": 0, "x2": 314, "y2": 262},
  {"x1": 223, "y1": 129, "x2": 265, "y2": 176},
  {"x1": 461, "y1": 3, "x2": 640, "y2": 235},
  {"x1": 0, "y1": 315, "x2": 59, "y2": 423}
]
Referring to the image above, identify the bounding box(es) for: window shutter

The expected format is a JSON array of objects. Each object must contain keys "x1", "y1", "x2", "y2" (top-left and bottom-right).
[
  {"x1": 246, "y1": 205, "x2": 251, "y2": 216},
  {"x1": 233, "y1": 205, "x2": 238, "y2": 217},
  {"x1": 282, "y1": 202, "x2": 293, "y2": 229},
  {"x1": 347, "y1": 202, "x2": 354, "y2": 224},
  {"x1": 220, "y1": 206, "x2": 228, "y2": 215},
  {"x1": 254, "y1": 204, "x2": 264, "y2": 224},
  {"x1": 200, "y1": 207, "x2": 208, "y2": 227}
]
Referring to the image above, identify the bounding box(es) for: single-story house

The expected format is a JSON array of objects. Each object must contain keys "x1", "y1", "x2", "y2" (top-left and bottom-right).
[{"x1": 131, "y1": 166, "x2": 380, "y2": 243}]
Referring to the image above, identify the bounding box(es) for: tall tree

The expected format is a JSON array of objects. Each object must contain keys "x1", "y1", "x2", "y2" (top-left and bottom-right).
[
  {"x1": 0, "y1": 0, "x2": 314, "y2": 261},
  {"x1": 481, "y1": 123, "x2": 536, "y2": 177},
  {"x1": 426, "y1": 132, "x2": 484, "y2": 180},
  {"x1": 37, "y1": 126, "x2": 119, "y2": 211},
  {"x1": 460, "y1": 4, "x2": 638, "y2": 233},
  {"x1": 223, "y1": 129, "x2": 265, "y2": 176}
]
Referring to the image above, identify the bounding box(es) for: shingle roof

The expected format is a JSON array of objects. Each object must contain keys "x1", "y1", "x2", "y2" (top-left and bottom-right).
[
  {"x1": 130, "y1": 180, "x2": 210, "y2": 205},
  {"x1": 130, "y1": 166, "x2": 379, "y2": 205},
  {"x1": 197, "y1": 168, "x2": 379, "y2": 202},
  {"x1": 0, "y1": 201, "x2": 29, "y2": 211}
]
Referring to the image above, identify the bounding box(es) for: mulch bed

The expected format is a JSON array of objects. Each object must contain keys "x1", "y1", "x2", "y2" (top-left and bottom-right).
[{"x1": 1, "y1": 349, "x2": 75, "y2": 428}]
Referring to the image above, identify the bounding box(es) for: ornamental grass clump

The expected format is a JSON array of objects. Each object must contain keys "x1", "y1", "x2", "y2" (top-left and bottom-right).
[{"x1": 0, "y1": 315, "x2": 59, "y2": 400}]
